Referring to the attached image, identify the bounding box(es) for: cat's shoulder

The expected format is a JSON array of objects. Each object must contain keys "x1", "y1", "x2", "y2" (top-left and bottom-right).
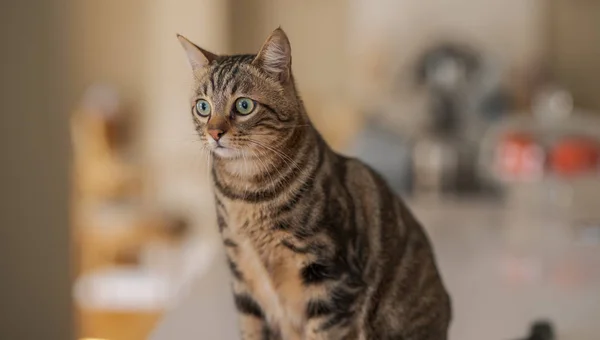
[{"x1": 332, "y1": 152, "x2": 396, "y2": 194}]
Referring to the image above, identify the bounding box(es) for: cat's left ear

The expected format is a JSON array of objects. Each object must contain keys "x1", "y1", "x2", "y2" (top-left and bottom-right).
[
  {"x1": 253, "y1": 27, "x2": 292, "y2": 83},
  {"x1": 177, "y1": 34, "x2": 218, "y2": 71}
]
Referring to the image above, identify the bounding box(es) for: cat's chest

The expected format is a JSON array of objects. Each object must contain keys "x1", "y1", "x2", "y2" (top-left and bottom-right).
[
  {"x1": 225, "y1": 204, "x2": 299, "y2": 280},
  {"x1": 223, "y1": 203, "x2": 307, "y2": 333},
  {"x1": 225, "y1": 204, "x2": 278, "y2": 258}
]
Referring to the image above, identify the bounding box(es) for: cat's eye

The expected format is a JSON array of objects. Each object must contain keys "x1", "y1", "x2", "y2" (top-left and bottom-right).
[
  {"x1": 234, "y1": 98, "x2": 255, "y2": 115},
  {"x1": 195, "y1": 99, "x2": 211, "y2": 117}
]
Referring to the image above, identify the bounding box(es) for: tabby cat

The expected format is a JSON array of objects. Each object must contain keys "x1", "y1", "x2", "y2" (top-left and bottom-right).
[{"x1": 177, "y1": 28, "x2": 451, "y2": 340}]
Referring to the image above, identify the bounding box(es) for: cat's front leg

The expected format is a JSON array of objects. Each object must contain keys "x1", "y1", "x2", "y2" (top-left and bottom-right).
[
  {"x1": 233, "y1": 289, "x2": 271, "y2": 340},
  {"x1": 303, "y1": 318, "x2": 356, "y2": 340},
  {"x1": 238, "y1": 313, "x2": 268, "y2": 340},
  {"x1": 303, "y1": 320, "x2": 329, "y2": 340}
]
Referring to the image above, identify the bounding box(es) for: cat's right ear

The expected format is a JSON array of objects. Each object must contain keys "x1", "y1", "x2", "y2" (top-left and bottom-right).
[
  {"x1": 253, "y1": 28, "x2": 292, "y2": 83},
  {"x1": 177, "y1": 34, "x2": 217, "y2": 71}
]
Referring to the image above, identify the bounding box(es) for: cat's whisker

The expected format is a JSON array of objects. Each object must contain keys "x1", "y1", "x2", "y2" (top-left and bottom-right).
[
  {"x1": 195, "y1": 142, "x2": 212, "y2": 184},
  {"x1": 249, "y1": 148, "x2": 284, "y2": 192},
  {"x1": 246, "y1": 148, "x2": 275, "y2": 190},
  {"x1": 244, "y1": 139, "x2": 297, "y2": 167},
  {"x1": 240, "y1": 149, "x2": 251, "y2": 200},
  {"x1": 245, "y1": 144, "x2": 296, "y2": 183},
  {"x1": 246, "y1": 125, "x2": 312, "y2": 136}
]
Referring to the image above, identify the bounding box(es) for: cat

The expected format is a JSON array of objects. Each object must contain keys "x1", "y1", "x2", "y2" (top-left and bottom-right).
[{"x1": 177, "y1": 28, "x2": 451, "y2": 340}]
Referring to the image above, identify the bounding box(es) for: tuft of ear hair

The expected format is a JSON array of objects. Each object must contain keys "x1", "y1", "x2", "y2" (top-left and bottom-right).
[
  {"x1": 253, "y1": 27, "x2": 292, "y2": 83},
  {"x1": 177, "y1": 34, "x2": 218, "y2": 71}
]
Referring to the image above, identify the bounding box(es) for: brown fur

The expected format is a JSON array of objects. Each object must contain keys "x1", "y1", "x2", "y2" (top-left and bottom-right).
[{"x1": 178, "y1": 28, "x2": 451, "y2": 340}]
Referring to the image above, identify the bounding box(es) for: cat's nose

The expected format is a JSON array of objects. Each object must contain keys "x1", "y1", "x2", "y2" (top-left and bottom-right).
[{"x1": 208, "y1": 128, "x2": 225, "y2": 141}]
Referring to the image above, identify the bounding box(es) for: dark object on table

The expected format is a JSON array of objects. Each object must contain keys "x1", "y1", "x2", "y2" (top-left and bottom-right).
[
  {"x1": 411, "y1": 42, "x2": 511, "y2": 195},
  {"x1": 415, "y1": 43, "x2": 481, "y2": 136},
  {"x1": 515, "y1": 320, "x2": 555, "y2": 340}
]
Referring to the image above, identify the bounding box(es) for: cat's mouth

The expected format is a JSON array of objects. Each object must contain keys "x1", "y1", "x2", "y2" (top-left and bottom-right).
[
  {"x1": 212, "y1": 144, "x2": 240, "y2": 159},
  {"x1": 207, "y1": 138, "x2": 228, "y2": 150},
  {"x1": 213, "y1": 140, "x2": 232, "y2": 151},
  {"x1": 207, "y1": 136, "x2": 248, "y2": 159}
]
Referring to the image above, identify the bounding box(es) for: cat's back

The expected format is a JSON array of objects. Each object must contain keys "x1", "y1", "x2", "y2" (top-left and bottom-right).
[
  {"x1": 332, "y1": 154, "x2": 452, "y2": 339},
  {"x1": 333, "y1": 154, "x2": 408, "y2": 229}
]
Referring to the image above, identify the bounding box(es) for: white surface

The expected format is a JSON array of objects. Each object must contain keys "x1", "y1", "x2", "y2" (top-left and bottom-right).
[
  {"x1": 74, "y1": 267, "x2": 170, "y2": 311},
  {"x1": 410, "y1": 199, "x2": 600, "y2": 340},
  {"x1": 149, "y1": 244, "x2": 240, "y2": 340}
]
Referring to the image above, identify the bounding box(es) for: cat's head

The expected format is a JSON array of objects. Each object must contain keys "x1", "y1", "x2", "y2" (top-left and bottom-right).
[{"x1": 178, "y1": 28, "x2": 306, "y2": 161}]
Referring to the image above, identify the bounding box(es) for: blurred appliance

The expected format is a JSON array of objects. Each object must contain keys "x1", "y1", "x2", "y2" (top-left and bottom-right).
[
  {"x1": 350, "y1": 42, "x2": 511, "y2": 197},
  {"x1": 415, "y1": 43, "x2": 481, "y2": 137},
  {"x1": 412, "y1": 43, "x2": 510, "y2": 195},
  {"x1": 412, "y1": 136, "x2": 457, "y2": 195}
]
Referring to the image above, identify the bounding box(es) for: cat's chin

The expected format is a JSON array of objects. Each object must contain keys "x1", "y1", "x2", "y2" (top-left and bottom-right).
[{"x1": 212, "y1": 147, "x2": 241, "y2": 160}]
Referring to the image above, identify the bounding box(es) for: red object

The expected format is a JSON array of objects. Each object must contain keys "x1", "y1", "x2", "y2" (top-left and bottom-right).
[
  {"x1": 550, "y1": 137, "x2": 599, "y2": 176},
  {"x1": 496, "y1": 132, "x2": 544, "y2": 180}
]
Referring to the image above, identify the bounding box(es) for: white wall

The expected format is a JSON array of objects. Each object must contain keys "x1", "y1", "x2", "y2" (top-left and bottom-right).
[{"x1": 349, "y1": 0, "x2": 547, "y2": 100}]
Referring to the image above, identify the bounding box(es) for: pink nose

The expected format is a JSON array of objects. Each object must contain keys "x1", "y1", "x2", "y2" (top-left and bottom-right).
[{"x1": 208, "y1": 129, "x2": 224, "y2": 141}]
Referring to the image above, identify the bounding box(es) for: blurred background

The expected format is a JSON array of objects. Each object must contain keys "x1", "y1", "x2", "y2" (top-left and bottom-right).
[{"x1": 2, "y1": 0, "x2": 600, "y2": 339}]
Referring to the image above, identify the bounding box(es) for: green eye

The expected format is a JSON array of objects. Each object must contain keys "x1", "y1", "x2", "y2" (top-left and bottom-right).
[
  {"x1": 235, "y1": 98, "x2": 255, "y2": 115},
  {"x1": 195, "y1": 99, "x2": 211, "y2": 117}
]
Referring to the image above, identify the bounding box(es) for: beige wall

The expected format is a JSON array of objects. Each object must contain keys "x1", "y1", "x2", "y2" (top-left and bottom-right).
[
  {"x1": 231, "y1": 0, "x2": 349, "y2": 99},
  {"x1": 549, "y1": 0, "x2": 600, "y2": 111},
  {"x1": 0, "y1": 0, "x2": 72, "y2": 338},
  {"x1": 349, "y1": 0, "x2": 547, "y2": 99},
  {"x1": 70, "y1": 0, "x2": 150, "y2": 111}
]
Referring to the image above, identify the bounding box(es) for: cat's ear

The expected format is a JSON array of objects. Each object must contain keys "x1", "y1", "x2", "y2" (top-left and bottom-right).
[
  {"x1": 253, "y1": 27, "x2": 292, "y2": 83},
  {"x1": 177, "y1": 34, "x2": 218, "y2": 71}
]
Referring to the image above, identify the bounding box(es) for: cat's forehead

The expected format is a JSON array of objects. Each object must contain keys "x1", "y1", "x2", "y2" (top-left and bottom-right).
[
  {"x1": 214, "y1": 54, "x2": 256, "y2": 67},
  {"x1": 194, "y1": 54, "x2": 259, "y2": 96}
]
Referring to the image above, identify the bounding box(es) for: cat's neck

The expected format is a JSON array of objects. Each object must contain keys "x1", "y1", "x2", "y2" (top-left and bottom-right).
[{"x1": 210, "y1": 125, "x2": 327, "y2": 201}]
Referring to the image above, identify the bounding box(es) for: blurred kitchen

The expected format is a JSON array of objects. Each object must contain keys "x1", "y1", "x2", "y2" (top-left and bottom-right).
[{"x1": 4, "y1": 0, "x2": 599, "y2": 339}]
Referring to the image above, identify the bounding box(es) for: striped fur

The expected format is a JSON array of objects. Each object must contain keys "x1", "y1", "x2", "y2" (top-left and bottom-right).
[{"x1": 179, "y1": 28, "x2": 451, "y2": 340}]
